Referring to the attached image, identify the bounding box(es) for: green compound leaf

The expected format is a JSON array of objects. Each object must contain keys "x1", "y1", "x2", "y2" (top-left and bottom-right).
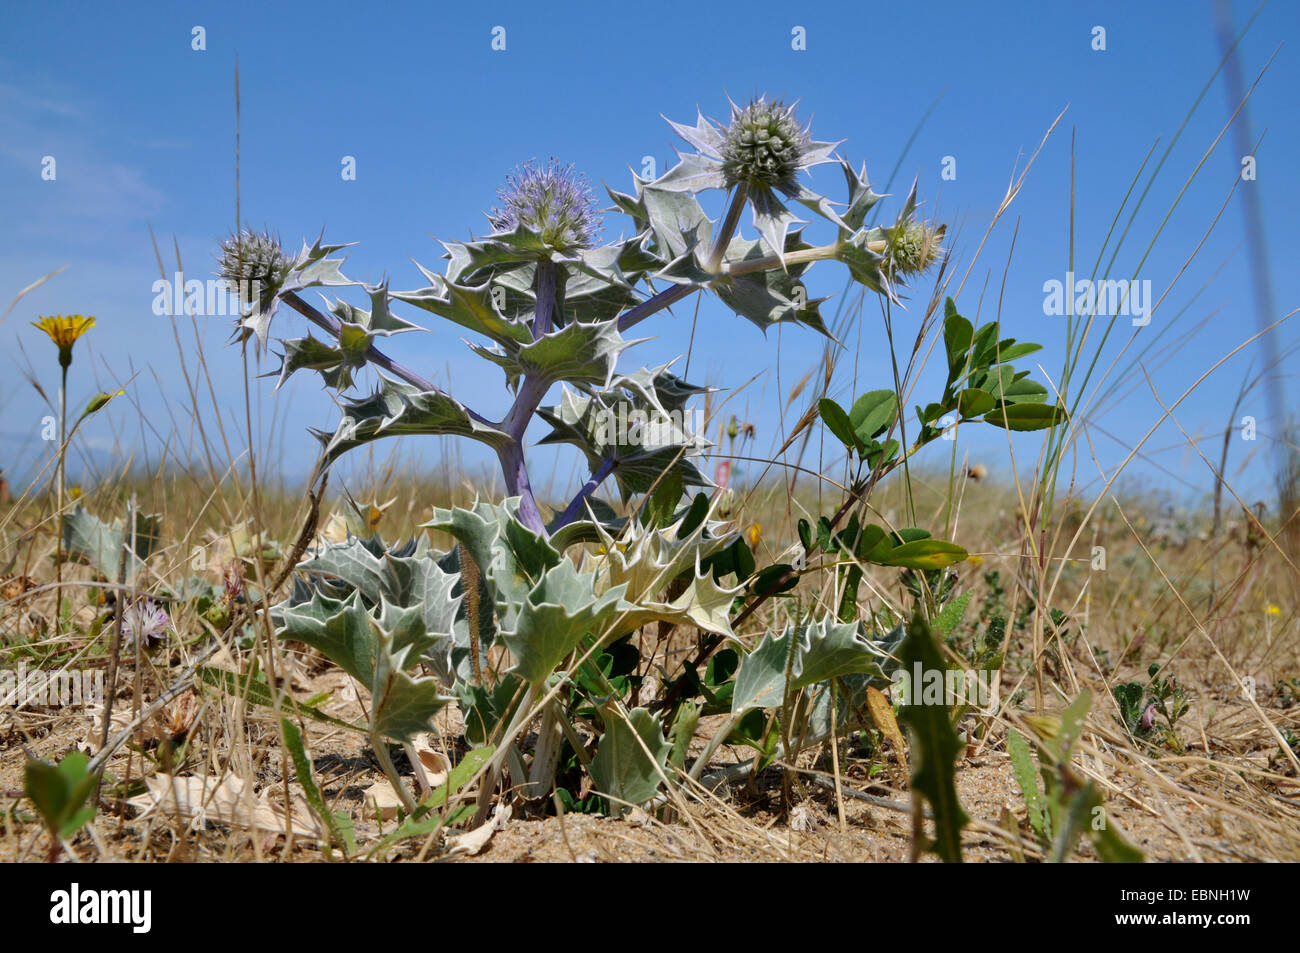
[
  {"x1": 896, "y1": 612, "x2": 970, "y2": 863},
  {"x1": 587, "y1": 511, "x2": 742, "y2": 639}
]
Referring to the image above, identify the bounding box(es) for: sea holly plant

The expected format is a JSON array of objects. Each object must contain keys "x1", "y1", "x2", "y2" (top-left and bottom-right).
[{"x1": 220, "y1": 95, "x2": 1057, "y2": 826}]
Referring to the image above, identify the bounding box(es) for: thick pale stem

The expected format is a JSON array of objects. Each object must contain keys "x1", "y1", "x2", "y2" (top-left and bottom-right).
[
  {"x1": 687, "y1": 709, "x2": 747, "y2": 783},
  {"x1": 473, "y1": 682, "x2": 540, "y2": 826},
  {"x1": 372, "y1": 732, "x2": 418, "y2": 815},
  {"x1": 721, "y1": 241, "x2": 846, "y2": 277},
  {"x1": 707, "y1": 184, "x2": 749, "y2": 270}
]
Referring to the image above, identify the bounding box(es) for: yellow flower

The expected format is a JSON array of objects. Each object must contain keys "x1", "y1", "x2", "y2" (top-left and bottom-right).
[
  {"x1": 746, "y1": 523, "x2": 762, "y2": 547},
  {"x1": 32, "y1": 314, "x2": 96, "y2": 367},
  {"x1": 1266, "y1": 603, "x2": 1282, "y2": 617},
  {"x1": 966, "y1": 553, "x2": 985, "y2": 567},
  {"x1": 68, "y1": 486, "x2": 82, "y2": 500}
]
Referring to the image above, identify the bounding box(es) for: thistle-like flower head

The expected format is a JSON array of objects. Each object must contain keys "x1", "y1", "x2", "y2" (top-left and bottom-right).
[
  {"x1": 32, "y1": 314, "x2": 96, "y2": 368},
  {"x1": 661, "y1": 96, "x2": 840, "y2": 262},
  {"x1": 721, "y1": 97, "x2": 815, "y2": 196},
  {"x1": 488, "y1": 159, "x2": 601, "y2": 255},
  {"x1": 218, "y1": 228, "x2": 292, "y2": 313},
  {"x1": 122, "y1": 599, "x2": 172, "y2": 651},
  {"x1": 882, "y1": 220, "x2": 945, "y2": 279}
]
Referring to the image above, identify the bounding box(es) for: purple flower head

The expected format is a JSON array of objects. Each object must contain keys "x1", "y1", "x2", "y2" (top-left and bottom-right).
[
  {"x1": 488, "y1": 159, "x2": 601, "y2": 255},
  {"x1": 122, "y1": 599, "x2": 172, "y2": 651}
]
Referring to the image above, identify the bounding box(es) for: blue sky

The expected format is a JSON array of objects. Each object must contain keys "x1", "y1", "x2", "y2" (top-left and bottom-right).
[{"x1": 1, "y1": 0, "x2": 1296, "y2": 513}]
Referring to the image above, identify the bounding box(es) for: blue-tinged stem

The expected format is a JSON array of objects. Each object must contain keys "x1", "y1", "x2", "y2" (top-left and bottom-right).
[
  {"x1": 554, "y1": 455, "x2": 616, "y2": 529},
  {"x1": 281, "y1": 291, "x2": 498, "y2": 428},
  {"x1": 616, "y1": 185, "x2": 750, "y2": 334},
  {"x1": 496, "y1": 261, "x2": 559, "y2": 535}
]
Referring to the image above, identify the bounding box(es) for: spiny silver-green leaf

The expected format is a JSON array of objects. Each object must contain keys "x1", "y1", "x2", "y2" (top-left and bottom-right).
[{"x1": 315, "y1": 376, "x2": 511, "y2": 470}]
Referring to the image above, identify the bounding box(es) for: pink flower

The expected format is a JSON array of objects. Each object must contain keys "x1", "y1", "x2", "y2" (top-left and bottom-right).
[
  {"x1": 1140, "y1": 703, "x2": 1157, "y2": 731},
  {"x1": 122, "y1": 599, "x2": 172, "y2": 651},
  {"x1": 714, "y1": 460, "x2": 731, "y2": 489}
]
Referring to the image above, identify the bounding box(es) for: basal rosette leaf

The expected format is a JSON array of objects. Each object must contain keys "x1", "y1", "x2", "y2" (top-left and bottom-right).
[
  {"x1": 589, "y1": 706, "x2": 672, "y2": 808},
  {"x1": 498, "y1": 559, "x2": 627, "y2": 685},
  {"x1": 731, "y1": 617, "x2": 895, "y2": 715},
  {"x1": 61, "y1": 504, "x2": 162, "y2": 584},
  {"x1": 368, "y1": 629, "x2": 453, "y2": 743},
  {"x1": 282, "y1": 534, "x2": 481, "y2": 683},
  {"x1": 585, "y1": 510, "x2": 742, "y2": 638},
  {"x1": 274, "y1": 573, "x2": 455, "y2": 743},
  {"x1": 275, "y1": 589, "x2": 377, "y2": 686}
]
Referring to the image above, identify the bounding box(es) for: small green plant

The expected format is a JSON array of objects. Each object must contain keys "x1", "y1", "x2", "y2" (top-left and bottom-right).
[
  {"x1": 1006, "y1": 692, "x2": 1142, "y2": 863},
  {"x1": 24, "y1": 751, "x2": 98, "y2": 861},
  {"x1": 1114, "y1": 662, "x2": 1190, "y2": 747},
  {"x1": 1277, "y1": 676, "x2": 1300, "y2": 708}
]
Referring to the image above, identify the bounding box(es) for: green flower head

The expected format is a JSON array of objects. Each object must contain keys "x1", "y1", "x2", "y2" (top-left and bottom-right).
[
  {"x1": 721, "y1": 97, "x2": 815, "y2": 195},
  {"x1": 883, "y1": 220, "x2": 945, "y2": 278}
]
